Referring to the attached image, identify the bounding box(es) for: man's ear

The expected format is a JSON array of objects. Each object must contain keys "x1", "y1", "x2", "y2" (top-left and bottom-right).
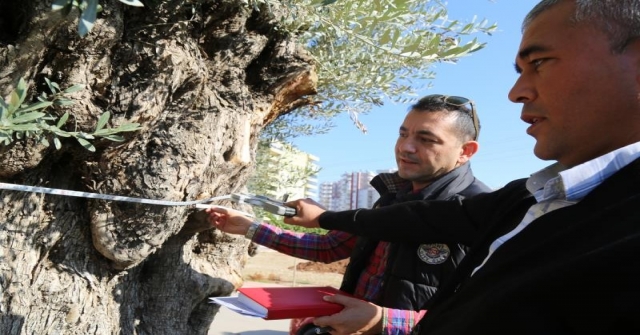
[{"x1": 458, "y1": 140, "x2": 480, "y2": 165}]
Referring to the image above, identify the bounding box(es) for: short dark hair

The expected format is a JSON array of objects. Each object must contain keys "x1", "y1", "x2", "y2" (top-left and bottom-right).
[
  {"x1": 410, "y1": 95, "x2": 480, "y2": 142},
  {"x1": 524, "y1": 0, "x2": 640, "y2": 53}
]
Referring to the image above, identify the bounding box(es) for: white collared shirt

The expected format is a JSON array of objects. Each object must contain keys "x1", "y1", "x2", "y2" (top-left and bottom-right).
[{"x1": 471, "y1": 141, "x2": 640, "y2": 276}]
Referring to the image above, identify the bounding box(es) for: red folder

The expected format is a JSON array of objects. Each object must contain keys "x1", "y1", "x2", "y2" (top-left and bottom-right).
[{"x1": 237, "y1": 286, "x2": 347, "y2": 320}]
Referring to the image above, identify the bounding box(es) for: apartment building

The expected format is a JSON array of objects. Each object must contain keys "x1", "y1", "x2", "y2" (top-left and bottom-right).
[
  {"x1": 319, "y1": 169, "x2": 397, "y2": 211},
  {"x1": 250, "y1": 141, "x2": 320, "y2": 202}
]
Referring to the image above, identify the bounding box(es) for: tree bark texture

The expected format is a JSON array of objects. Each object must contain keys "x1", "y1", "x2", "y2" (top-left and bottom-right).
[{"x1": 0, "y1": 0, "x2": 317, "y2": 333}]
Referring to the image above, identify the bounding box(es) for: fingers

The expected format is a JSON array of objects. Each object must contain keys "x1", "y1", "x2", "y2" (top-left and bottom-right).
[
  {"x1": 206, "y1": 211, "x2": 226, "y2": 229},
  {"x1": 312, "y1": 295, "x2": 384, "y2": 335},
  {"x1": 312, "y1": 315, "x2": 351, "y2": 335},
  {"x1": 282, "y1": 215, "x2": 295, "y2": 225},
  {"x1": 323, "y1": 294, "x2": 355, "y2": 306},
  {"x1": 285, "y1": 198, "x2": 324, "y2": 208},
  {"x1": 205, "y1": 206, "x2": 230, "y2": 215},
  {"x1": 283, "y1": 199, "x2": 298, "y2": 208},
  {"x1": 282, "y1": 198, "x2": 325, "y2": 228},
  {"x1": 312, "y1": 316, "x2": 333, "y2": 330}
]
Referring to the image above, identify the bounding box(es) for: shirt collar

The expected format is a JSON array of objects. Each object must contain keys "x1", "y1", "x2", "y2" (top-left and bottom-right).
[
  {"x1": 526, "y1": 141, "x2": 640, "y2": 202},
  {"x1": 526, "y1": 163, "x2": 567, "y2": 202}
]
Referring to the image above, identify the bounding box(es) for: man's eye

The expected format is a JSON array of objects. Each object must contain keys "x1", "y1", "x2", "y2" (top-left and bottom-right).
[{"x1": 531, "y1": 58, "x2": 546, "y2": 69}]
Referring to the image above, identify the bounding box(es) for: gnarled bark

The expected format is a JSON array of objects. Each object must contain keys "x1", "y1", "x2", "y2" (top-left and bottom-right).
[{"x1": 0, "y1": 0, "x2": 316, "y2": 333}]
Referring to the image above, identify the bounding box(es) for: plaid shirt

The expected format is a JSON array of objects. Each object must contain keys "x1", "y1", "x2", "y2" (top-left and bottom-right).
[
  {"x1": 352, "y1": 241, "x2": 389, "y2": 301},
  {"x1": 373, "y1": 174, "x2": 429, "y2": 334},
  {"x1": 252, "y1": 173, "x2": 431, "y2": 334},
  {"x1": 252, "y1": 173, "x2": 413, "y2": 293},
  {"x1": 253, "y1": 223, "x2": 424, "y2": 334},
  {"x1": 252, "y1": 224, "x2": 398, "y2": 307},
  {"x1": 251, "y1": 224, "x2": 357, "y2": 263},
  {"x1": 383, "y1": 309, "x2": 427, "y2": 335},
  {"x1": 351, "y1": 173, "x2": 407, "y2": 302}
]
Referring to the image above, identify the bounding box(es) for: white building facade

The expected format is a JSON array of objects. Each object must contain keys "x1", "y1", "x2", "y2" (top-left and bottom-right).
[{"x1": 255, "y1": 141, "x2": 320, "y2": 201}]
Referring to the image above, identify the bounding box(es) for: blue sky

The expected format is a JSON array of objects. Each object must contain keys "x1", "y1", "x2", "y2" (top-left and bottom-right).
[{"x1": 292, "y1": 0, "x2": 544, "y2": 190}]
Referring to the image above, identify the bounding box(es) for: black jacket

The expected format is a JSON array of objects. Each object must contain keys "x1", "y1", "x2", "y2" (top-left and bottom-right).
[
  {"x1": 321, "y1": 158, "x2": 640, "y2": 335},
  {"x1": 339, "y1": 163, "x2": 490, "y2": 310}
]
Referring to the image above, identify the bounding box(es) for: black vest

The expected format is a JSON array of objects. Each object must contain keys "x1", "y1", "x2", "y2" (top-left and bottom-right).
[{"x1": 339, "y1": 163, "x2": 490, "y2": 310}]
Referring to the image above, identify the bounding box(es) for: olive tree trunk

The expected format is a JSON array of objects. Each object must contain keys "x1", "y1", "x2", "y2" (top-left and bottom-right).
[{"x1": 0, "y1": 0, "x2": 316, "y2": 334}]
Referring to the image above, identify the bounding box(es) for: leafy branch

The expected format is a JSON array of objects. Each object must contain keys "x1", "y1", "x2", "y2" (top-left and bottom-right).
[
  {"x1": 52, "y1": 0, "x2": 144, "y2": 37},
  {"x1": 0, "y1": 78, "x2": 141, "y2": 152},
  {"x1": 257, "y1": 0, "x2": 498, "y2": 141}
]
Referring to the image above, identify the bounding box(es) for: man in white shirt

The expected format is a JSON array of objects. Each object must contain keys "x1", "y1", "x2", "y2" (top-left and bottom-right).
[{"x1": 270, "y1": 1, "x2": 640, "y2": 334}]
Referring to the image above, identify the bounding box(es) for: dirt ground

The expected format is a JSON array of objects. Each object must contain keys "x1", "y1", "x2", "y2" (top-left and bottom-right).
[{"x1": 242, "y1": 247, "x2": 348, "y2": 287}]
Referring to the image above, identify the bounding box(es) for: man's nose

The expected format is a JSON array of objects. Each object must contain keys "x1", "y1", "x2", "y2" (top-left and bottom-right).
[
  {"x1": 398, "y1": 138, "x2": 417, "y2": 152},
  {"x1": 508, "y1": 73, "x2": 535, "y2": 104}
]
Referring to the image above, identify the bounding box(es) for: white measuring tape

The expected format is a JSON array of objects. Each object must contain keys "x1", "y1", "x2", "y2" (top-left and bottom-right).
[{"x1": 0, "y1": 182, "x2": 252, "y2": 214}]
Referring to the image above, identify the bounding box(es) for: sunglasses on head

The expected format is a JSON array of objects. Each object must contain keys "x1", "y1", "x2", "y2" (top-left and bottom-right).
[{"x1": 423, "y1": 94, "x2": 480, "y2": 141}]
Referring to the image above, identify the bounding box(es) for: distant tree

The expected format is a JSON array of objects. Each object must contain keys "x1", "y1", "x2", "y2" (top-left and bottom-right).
[{"x1": 0, "y1": 0, "x2": 494, "y2": 333}]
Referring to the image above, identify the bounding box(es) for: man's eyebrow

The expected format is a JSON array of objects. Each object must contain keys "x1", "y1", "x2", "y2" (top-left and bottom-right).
[
  {"x1": 514, "y1": 44, "x2": 550, "y2": 74},
  {"x1": 416, "y1": 129, "x2": 437, "y2": 137},
  {"x1": 399, "y1": 126, "x2": 437, "y2": 137},
  {"x1": 518, "y1": 44, "x2": 549, "y2": 60}
]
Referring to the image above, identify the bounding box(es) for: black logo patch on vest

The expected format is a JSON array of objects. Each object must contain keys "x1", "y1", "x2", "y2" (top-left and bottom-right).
[{"x1": 417, "y1": 243, "x2": 450, "y2": 264}]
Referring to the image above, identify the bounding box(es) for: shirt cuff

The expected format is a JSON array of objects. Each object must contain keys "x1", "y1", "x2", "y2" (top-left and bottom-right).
[
  {"x1": 381, "y1": 307, "x2": 391, "y2": 335},
  {"x1": 244, "y1": 221, "x2": 260, "y2": 240}
]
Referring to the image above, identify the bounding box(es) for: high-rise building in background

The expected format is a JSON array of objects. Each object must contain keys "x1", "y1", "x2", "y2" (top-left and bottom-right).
[
  {"x1": 251, "y1": 140, "x2": 398, "y2": 211},
  {"x1": 319, "y1": 169, "x2": 397, "y2": 210},
  {"x1": 318, "y1": 182, "x2": 337, "y2": 210}
]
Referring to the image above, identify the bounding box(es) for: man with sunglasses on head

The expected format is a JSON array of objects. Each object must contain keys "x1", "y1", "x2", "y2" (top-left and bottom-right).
[
  {"x1": 276, "y1": 1, "x2": 640, "y2": 335},
  {"x1": 207, "y1": 94, "x2": 490, "y2": 335}
]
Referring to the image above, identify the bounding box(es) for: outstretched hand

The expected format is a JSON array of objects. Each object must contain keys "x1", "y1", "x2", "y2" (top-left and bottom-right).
[
  {"x1": 205, "y1": 207, "x2": 254, "y2": 235},
  {"x1": 312, "y1": 295, "x2": 383, "y2": 335},
  {"x1": 283, "y1": 198, "x2": 327, "y2": 228}
]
